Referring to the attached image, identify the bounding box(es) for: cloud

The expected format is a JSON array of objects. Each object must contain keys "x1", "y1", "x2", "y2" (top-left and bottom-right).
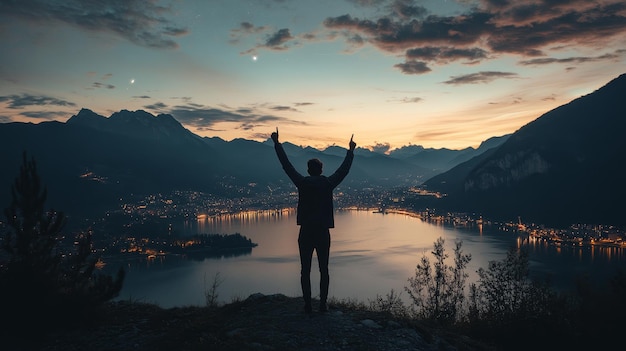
[
  {"x1": 483, "y1": 1, "x2": 626, "y2": 55},
  {"x1": 163, "y1": 26, "x2": 188, "y2": 36},
  {"x1": 394, "y1": 60, "x2": 431, "y2": 74},
  {"x1": 265, "y1": 28, "x2": 294, "y2": 49},
  {"x1": 324, "y1": 12, "x2": 490, "y2": 51},
  {"x1": 0, "y1": 115, "x2": 12, "y2": 123},
  {"x1": 92, "y1": 82, "x2": 115, "y2": 89},
  {"x1": 0, "y1": 0, "x2": 188, "y2": 49},
  {"x1": 390, "y1": 1, "x2": 428, "y2": 20},
  {"x1": 249, "y1": 132, "x2": 273, "y2": 140},
  {"x1": 518, "y1": 52, "x2": 622, "y2": 66},
  {"x1": 171, "y1": 96, "x2": 193, "y2": 103},
  {"x1": 406, "y1": 46, "x2": 489, "y2": 63},
  {"x1": 323, "y1": 0, "x2": 626, "y2": 72},
  {"x1": 236, "y1": 22, "x2": 268, "y2": 34},
  {"x1": 443, "y1": 71, "x2": 518, "y2": 85},
  {"x1": 270, "y1": 105, "x2": 300, "y2": 112},
  {"x1": 0, "y1": 93, "x2": 76, "y2": 109},
  {"x1": 133, "y1": 95, "x2": 151, "y2": 99},
  {"x1": 400, "y1": 97, "x2": 423, "y2": 103},
  {"x1": 237, "y1": 25, "x2": 300, "y2": 54},
  {"x1": 230, "y1": 21, "x2": 270, "y2": 45},
  {"x1": 165, "y1": 104, "x2": 306, "y2": 131},
  {"x1": 169, "y1": 107, "x2": 252, "y2": 128},
  {"x1": 144, "y1": 102, "x2": 168, "y2": 110},
  {"x1": 369, "y1": 142, "x2": 391, "y2": 154},
  {"x1": 346, "y1": 34, "x2": 366, "y2": 47},
  {"x1": 236, "y1": 108, "x2": 254, "y2": 114},
  {"x1": 19, "y1": 110, "x2": 70, "y2": 120},
  {"x1": 345, "y1": 0, "x2": 387, "y2": 7},
  {"x1": 240, "y1": 122, "x2": 264, "y2": 131}
]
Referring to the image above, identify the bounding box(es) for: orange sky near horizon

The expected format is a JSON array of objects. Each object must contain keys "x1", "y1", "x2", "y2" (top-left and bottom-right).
[{"x1": 1, "y1": 0, "x2": 625, "y2": 151}]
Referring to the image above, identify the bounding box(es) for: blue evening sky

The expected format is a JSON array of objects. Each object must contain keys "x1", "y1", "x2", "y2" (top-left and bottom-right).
[{"x1": 1, "y1": 0, "x2": 625, "y2": 150}]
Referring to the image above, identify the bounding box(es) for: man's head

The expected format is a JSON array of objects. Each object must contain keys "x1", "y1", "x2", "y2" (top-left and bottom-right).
[{"x1": 307, "y1": 158, "x2": 323, "y2": 176}]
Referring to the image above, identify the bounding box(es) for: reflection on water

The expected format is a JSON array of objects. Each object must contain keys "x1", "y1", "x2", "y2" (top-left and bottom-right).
[
  {"x1": 188, "y1": 208, "x2": 296, "y2": 236},
  {"x1": 114, "y1": 209, "x2": 626, "y2": 308},
  {"x1": 517, "y1": 234, "x2": 626, "y2": 263},
  {"x1": 514, "y1": 232, "x2": 626, "y2": 290}
]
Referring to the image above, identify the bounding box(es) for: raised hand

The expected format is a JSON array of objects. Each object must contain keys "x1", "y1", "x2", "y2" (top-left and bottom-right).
[
  {"x1": 271, "y1": 127, "x2": 279, "y2": 144},
  {"x1": 349, "y1": 134, "x2": 356, "y2": 151}
]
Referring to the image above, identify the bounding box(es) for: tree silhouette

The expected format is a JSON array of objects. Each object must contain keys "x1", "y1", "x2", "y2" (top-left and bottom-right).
[{"x1": 0, "y1": 152, "x2": 125, "y2": 332}]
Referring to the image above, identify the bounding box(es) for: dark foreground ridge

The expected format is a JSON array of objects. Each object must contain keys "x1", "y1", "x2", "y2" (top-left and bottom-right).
[{"x1": 15, "y1": 293, "x2": 489, "y2": 351}]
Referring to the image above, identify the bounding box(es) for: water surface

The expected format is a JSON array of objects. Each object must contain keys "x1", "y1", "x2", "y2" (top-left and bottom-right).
[{"x1": 114, "y1": 210, "x2": 626, "y2": 308}]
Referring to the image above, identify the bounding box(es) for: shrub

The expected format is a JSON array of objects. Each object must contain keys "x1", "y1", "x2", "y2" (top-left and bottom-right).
[
  {"x1": 405, "y1": 237, "x2": 471, "y2": 325},
  {"x1": 467, "y1": 246, "x2": 574, "y2": 349},
  {"x1": 204, "y1": 272, "x2": 224, "y2": 308},
  {"x1": 368, "y1": 289, "x2": 408, "y2": 318}
]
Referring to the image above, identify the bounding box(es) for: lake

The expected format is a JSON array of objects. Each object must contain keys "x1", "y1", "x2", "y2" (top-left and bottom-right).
[{"x1": 112, "y1": 209, "x2": 626, "y2": 308}]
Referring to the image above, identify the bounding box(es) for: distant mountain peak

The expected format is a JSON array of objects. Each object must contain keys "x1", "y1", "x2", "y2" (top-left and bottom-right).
[
  {"x1": 109, "y1": 109, "x2": 160, "y2": 125},
  {"x1": 67, "y1": 108, "x2": 108, "y2": 128},
  {"x1": 77, "y1": 107, "x2": 99, "y2": 115},
  {"x1": 69, "y1": 108, "x2": 104, "y2": 120},
  {"x1": 66, "y1": 108, "x2": 202, "y2": 144}
]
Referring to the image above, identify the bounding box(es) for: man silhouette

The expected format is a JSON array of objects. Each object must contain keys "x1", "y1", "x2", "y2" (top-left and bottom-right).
[{"x1": 271, "y1": 128, "x2": 356, "y2": 314}]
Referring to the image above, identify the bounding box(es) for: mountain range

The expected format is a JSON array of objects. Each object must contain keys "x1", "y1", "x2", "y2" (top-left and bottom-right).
[
  {"x1": 0, "y1": 108, "x2": 506, "y2": 219},
  {"x1": 1, "y1": 73, "x2": 624, "y2": 227}
]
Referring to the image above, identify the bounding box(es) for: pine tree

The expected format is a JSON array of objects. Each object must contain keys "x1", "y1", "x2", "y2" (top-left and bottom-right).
[{"x1": 0, "y1": 152, "x2": 125, "y2": 332}]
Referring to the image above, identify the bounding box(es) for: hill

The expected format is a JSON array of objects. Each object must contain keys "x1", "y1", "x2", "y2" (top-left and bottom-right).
[
  {"x1": 424, "y1": 73, "x2": 626, "y2": 227},
  {"x1": 9, "y1": 293, "x2": 488, "y2": 351},
  {"x1": 0, "y1": 111, "x2": 227, "y2": 217}
]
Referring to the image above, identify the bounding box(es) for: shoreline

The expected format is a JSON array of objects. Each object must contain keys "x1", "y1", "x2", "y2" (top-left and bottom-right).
[{"x1": 343, "y1": 207, "x2": 626, "y2": 251}]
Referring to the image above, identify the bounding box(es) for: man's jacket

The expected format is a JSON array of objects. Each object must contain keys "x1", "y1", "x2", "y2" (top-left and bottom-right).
[{"x1": 274, "y1": 143, "x2": 354, "y2": 228}]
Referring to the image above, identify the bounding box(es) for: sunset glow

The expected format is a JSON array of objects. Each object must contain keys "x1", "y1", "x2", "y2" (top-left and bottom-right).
[{"x1": 1, "y1": 0, "x2": 625, "y2": 150}]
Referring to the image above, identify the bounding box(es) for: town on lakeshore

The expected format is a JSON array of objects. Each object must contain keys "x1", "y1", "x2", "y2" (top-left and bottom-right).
[{"x1": 38, "y1": 185, "x2": 622, "y2": 263}]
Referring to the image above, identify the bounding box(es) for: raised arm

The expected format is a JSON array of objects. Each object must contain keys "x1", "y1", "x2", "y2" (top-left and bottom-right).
[
  {"x1": 328, "y1": 134, "x2": 356, "y2": 187},
  {"x1": 272, "y1": 128, "x2": 304, "y2": 185},
  {"x1": 349, "y1": 134, "x2": 356, "y2": 152}
]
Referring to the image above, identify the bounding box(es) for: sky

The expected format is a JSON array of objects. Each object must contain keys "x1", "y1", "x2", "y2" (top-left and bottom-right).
[{"x1": 1, "y1": 0, "x2": 625, "y2": 151}]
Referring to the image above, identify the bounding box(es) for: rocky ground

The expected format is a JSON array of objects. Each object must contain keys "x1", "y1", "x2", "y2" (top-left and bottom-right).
[{"x1": 7, "y1": 293, "x2": 492, "y2": 351}]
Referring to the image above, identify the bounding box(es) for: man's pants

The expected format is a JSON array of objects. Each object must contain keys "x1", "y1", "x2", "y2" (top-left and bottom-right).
[{"x1": 298, "y1": 226, "x2": 331, "y2": 307}]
